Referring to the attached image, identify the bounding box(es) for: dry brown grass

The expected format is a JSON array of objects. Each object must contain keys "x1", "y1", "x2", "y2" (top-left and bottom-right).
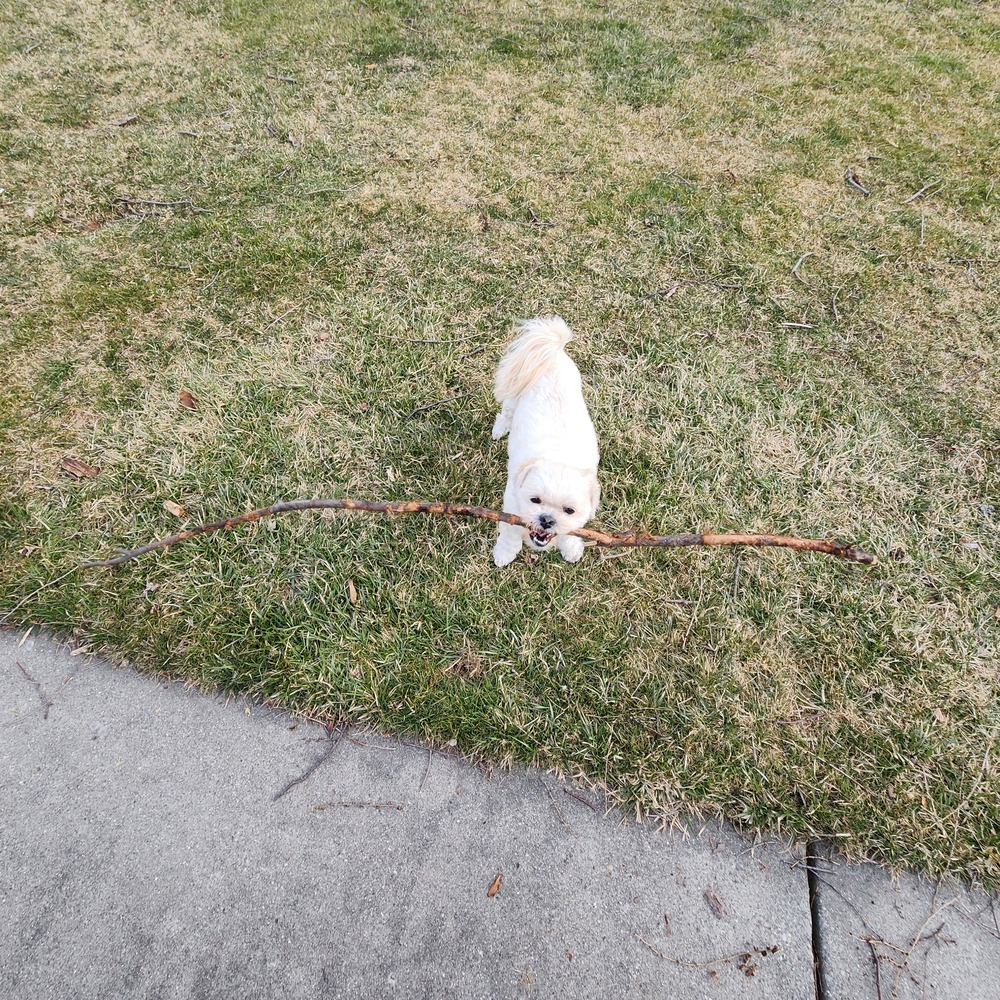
[{"x1": 2, "y1": 0, "x2": 998, "y2": 887}]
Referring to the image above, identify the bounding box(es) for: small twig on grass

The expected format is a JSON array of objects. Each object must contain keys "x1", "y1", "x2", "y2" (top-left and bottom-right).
[
  {"x1": 639, "y1": 277, "x2": 743, "y2": 300},
  {"x1": 113, "y1": 196, "x2": 211, "y2": 215},
  {"x1": 792, "y1": 252, "x2": 815, "y2": 287},
  {"x1": 639, "y1": 283, "x2": 682, "y2": 301},
  {"x1": 378, "y1": 332, "x2": 488, "y2": 345},
  {"x1": 304, "y1": 184, "x2": 361, "y2": 196},
  {"x1": 76, "y1": 498, "x2": 879, "y2": 569},
  {"x1": 775, "y1": 711, "x2": 826, "y2": 725},
  {"x1": 406, "y1": 392, "x2": 475, "y2": 418},
  {"x1": 831, "y1": 286, "x2": 843, "y2": 323},
  {"x1": 844, "y1": 167, "x2": 871, "y2": 196},
  {"x1": 263, "y1": 301, "x2": 307, "y2": 331},
  {"x1": 901, "y1": 180, "x2": 941, "y2": 205},
  {"x1": 527, "y1": 207, "x2": 554, "y2": 227}
]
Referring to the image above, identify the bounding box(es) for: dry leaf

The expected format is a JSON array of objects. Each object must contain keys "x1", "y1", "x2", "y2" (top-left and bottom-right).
[
  {"x1": 60, "y1": 457, "x2": 99, "y2": 479},
  {"x1": 179, "y1": 389, "x2": 198, "y2": 410},
  {"x1": 487, "y1": 871, "x2": 503, "y2": 898},
  {"x1": 933, "y1": 707, "x2": 948, "y2": 724},
  {"x1": 110, "y1": 114, "x2": 138, "y2": 127},
  {"x1": 84, "y1": 220, "x2": 101, "y2": 231},
  {"x1": 163, "y1": 500, "x2": 186, "y2": 517},
  {"x1": 365, "y1": 63, "x2": 378, "y2": 70},
  {"x1": 347, "y1": 579, "x2": 358, "y2": 604},
  {"x1": 995, "y1": 605, "x2": 1000, "y2": 621},
  {"x1": 703, "y1": 887, "x2": 727, "y2": 920}
]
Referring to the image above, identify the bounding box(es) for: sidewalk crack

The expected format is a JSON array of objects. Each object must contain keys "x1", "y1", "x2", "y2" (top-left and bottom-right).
[{"x1": 806, "y1": 841, "x2": 827, "y2": 1000}]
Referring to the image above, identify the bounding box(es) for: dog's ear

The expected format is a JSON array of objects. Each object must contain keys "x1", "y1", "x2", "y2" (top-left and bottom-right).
[{"x1": 513, "y1": 459, "x2": 542, "y2": 492}]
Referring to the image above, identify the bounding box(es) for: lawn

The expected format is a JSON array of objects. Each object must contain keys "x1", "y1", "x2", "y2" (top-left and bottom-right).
[{"x1": 1, "y1": 0, "x2": 997, "y2": 888}]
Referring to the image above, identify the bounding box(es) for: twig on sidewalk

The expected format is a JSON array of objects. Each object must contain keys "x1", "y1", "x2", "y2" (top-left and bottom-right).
[
  {"x1": 272, "y1": 729, "x2": 342, "y2": 802},
  {"x1": 540, "y1": 777, "x2": 575, "y2": 836},
  {"x1": 637, "y1": 934, "x2": 780, "y2": 973},
  {"x1": 418, "y1": 744, "x2": 433, "y2": 792},
  {"x1": 313, "y1": 799, "x2": 403, "y2": 812},
  {"x1": 563, "y1": 787, "x2": 599, "y2": 812},
  {"x1": 864, "y1": 938, "x2": 884, "y2": 1000},
  {"x1": 16, "y1": 661, "x2": 53, "y2": 720}
]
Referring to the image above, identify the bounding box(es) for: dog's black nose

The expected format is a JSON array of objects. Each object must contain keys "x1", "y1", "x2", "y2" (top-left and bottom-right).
[{"x1": 538, "y1": 513, "x2": 555, "y2": 530}]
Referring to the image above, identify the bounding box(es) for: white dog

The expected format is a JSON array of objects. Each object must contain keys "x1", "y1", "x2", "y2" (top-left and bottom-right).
[{"x1": 491, "y1": 316, "x2": 601, "y2": 567}]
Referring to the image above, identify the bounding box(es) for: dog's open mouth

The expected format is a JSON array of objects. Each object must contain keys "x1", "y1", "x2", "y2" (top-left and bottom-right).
[{"x1": 528, "y1": 529, "x2": 555, "y2": 547}]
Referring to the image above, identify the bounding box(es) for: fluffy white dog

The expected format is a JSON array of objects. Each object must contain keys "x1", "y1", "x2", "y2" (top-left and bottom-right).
[{"x1": 491, "y1": 316, "x2": 601, "y2": 567}]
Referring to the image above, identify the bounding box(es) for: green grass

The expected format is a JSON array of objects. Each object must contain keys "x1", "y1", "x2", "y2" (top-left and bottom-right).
[{"x1": 1, "y1": 0, "x2": 998, "y2": 888}]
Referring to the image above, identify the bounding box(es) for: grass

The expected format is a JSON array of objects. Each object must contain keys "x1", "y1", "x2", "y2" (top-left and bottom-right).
[{"x1": 1, "y1": 0, "x2": 998, "y2": 888}]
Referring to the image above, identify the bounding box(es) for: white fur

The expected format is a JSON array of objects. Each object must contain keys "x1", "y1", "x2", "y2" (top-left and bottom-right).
[{"x1": 491, "y1": 316, "x2": 601, "y2": 567}]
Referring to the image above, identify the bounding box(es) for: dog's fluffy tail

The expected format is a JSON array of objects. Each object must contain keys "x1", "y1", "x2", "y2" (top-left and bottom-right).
[{"x1": 494, "y1": 315, "x2": 574, "y2": 402}]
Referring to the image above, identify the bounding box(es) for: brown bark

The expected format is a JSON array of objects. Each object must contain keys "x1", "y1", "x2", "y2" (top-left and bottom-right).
[{"x1": 81, "y1": 498, "x2": 877, "y2": 568}]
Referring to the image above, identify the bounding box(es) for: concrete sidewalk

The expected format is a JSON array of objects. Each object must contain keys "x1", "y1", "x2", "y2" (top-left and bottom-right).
[{"x1": 2, "y1": 631, "x2": 997, "y2": 999}]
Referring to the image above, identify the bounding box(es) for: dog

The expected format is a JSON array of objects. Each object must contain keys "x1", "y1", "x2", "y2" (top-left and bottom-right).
[{"x1": 491, "y1": 316, "x2": 601, "y2": 567}]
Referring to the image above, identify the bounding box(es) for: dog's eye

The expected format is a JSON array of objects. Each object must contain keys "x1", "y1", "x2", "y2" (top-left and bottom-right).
[
  {"x1": 563, "y1": 507, "x2": 575, "y2": 515},
  {"x1": 530, "y1": 496, "x2": 541, "y2": 504}
]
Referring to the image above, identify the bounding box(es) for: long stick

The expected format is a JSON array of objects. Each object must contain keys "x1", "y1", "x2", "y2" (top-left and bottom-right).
[{"x1": 80, "y1": 498, "x2": 877, "y2": 568}]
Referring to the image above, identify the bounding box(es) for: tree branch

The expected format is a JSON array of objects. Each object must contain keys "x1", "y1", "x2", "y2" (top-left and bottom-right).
[{"x1": 80, "y1": 498, "x2": 877, "y2": 568}]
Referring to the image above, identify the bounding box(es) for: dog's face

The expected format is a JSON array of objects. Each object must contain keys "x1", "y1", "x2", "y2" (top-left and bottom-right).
[{"x1": 514, "y1": 461, "x2": 600, "y2": 550}]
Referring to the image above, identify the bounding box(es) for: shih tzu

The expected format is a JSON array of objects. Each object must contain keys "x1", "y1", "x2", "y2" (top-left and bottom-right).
[{"x1": 491, "y1": 316, "x2": 601, "y2": 567}]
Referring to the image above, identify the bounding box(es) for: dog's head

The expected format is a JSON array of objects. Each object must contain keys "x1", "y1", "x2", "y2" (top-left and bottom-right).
[{"x1": 513, "y1": 460, "x2": 600, "y2": 549}]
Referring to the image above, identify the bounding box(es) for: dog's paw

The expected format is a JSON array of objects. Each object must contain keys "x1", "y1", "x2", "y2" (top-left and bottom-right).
[
  {"x1": 493, "y1": 540, "x2": 520, "y2": 567},
  {"x1": 491, "y1": 413, "x2": 511, "y2": 440},
  {"x1": 557, "y1": 534, "x2": 585, "y2": 563}
]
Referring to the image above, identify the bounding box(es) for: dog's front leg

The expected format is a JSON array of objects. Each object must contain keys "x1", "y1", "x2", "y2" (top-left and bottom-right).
[
  {"x1": 493, "y1": 524, "x2": 523, "y2": 567},
  {"x1": 493, "y1": 485, "x2": 524, "y2": 567},
  {"x1": 491, "y1": 399, "x2": 514, "y2": 440},
  {"x1": 557, "y1": 533, "x2": 586, "y2": 563}
]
